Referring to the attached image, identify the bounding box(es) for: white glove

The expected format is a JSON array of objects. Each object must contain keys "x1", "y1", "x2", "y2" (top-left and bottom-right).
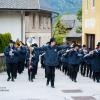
[{"x1": 9, "y1": 50, "x2": 14, "y2": 56}]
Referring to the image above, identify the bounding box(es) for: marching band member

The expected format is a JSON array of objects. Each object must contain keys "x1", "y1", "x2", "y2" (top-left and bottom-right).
[{"x1": 4, "y1": 40, "x2": 19, "y2": 81}]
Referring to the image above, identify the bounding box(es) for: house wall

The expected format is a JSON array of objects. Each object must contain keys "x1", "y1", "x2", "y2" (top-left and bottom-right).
[
  {"x1": 0, "y1": 11, "x2": 52, "y2": 45},
  {"x1": 82, "y1": 0, "x2": 100, "y2": 47},
  {"x1": 25, "y1": 11, "x2": 52, "y2": 46},
  {"x1": 0, "y1": 11, "x2": 22, "y2": 41}
]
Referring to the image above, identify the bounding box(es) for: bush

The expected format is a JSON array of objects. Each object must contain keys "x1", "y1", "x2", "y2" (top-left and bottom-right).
[{"x1": 0, "y1": 33, "x2": 11, "y2": 53}]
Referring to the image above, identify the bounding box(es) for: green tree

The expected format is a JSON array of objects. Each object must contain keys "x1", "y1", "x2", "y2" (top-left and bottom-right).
[
  {"x1": 52, "y1": 19, "x2": 68, "y2": 45},
  {"x1": 77, "y1": 9, "x2": 82, "y2": 22},
  {"x1": 76, "y1": 26, "x2": 82, "y2": 33},
  {"x1": 76, "y1": 9, "x2": 82, "y2": 33},
  {"x1": 54, "y1": 20, "x2": 67, "y2": 35},
  {"x1": 53, "y1": 20, "x2": 68, "y2": 45}
]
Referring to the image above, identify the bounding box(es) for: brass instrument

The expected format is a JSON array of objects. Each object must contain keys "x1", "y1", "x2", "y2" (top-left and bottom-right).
[
  {"x1": 15, "y1": 40, "x2": 21, "y2": 48},
  {"x1": 26, "y1": 37, "x2": 37, "y2": 47},
  {"x1": 62, "y1": 48, "x2": 74, "y2": 56},
  {"x1": 84, "y1": 49, "x2": 99, "y2": 58}
]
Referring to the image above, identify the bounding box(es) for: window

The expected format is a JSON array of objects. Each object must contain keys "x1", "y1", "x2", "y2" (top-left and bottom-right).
[
  {"x1": 46, "y1": 17, "x2": 48, "y2": 27},
  {"x1": 25, "y1": 12, "x2": 30, "y2": 16},
  {"x1": 43, "y1": 16, "x2": 46, "y2": 29},
  {"x1": 39, "y1": 15, "x2": 43, "y2": 29},
  {"x1": 33, "y1": 14, "x2": 35, "y2": 28},
  {"x1": 47, "y1": 17, "x2": 51, "y2": 29}
]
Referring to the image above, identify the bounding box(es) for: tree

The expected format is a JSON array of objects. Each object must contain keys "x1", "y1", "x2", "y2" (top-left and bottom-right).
[
  {"x1": 77, "y1": 9, "x2": 82, "y2": 22},
  {"x1": 76, "y1": 26, "x2": 82, "y2": 33},
  {"x1": 76, "y1": 9, "x2": 82, "y2": 33},
  {"x1": 54, "y1": 20, "x2": 67, "y2": 35},
  {"x1": 52, "y1": 19, "x2": 68, "y2": 45}
]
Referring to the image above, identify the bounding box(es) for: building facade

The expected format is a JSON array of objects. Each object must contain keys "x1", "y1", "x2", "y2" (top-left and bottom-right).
[
  {"x1": 0, "y1": 0, "x2": 53, "y2": 46},
  {"x1": 82, "y1": 0, "x2": 100, "y2": 49}
]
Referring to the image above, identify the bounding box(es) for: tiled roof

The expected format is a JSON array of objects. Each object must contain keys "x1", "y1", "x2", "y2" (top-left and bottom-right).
[
  {"x1": 0, "y1": 0, "x2": 52, "y2": 11},
  {"x1": 61, "y1": 14, "x2": 82, "y2": 38}
]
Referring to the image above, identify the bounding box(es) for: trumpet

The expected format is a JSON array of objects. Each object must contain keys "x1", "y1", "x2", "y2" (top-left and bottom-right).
[
  {"x1": 62, "y1": 48, "x2": 74, "y2": 56},
  {"x1": 89, "y1": 49, "x2": 98, "y2": 55},
  {"x1": 84, "y1": 49, "x2": 98, "y2": 57}
]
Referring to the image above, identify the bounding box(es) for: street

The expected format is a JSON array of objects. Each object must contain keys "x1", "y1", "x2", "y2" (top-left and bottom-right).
[{"x1": 0, "y1": 64, "x2": 100, "y2": 100}]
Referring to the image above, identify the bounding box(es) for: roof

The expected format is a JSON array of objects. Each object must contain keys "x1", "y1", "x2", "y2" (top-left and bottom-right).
[
  {"x1": 60, "y1": 14, "x2": 82, "y2": 38},
  {"x1": 66, "y1": 29, "x2": 82, "y2": 38},
  {"x1": 0, "y1": 0, "x2": 52, "y2": 12},
  {"x1": 61, "y1": 14, "x2": 77, "y2": 21}
]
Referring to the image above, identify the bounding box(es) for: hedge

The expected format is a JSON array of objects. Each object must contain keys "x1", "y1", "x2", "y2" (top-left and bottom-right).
[{"x1": 0, "y1": 33, "x2": 11, "y2": 53}]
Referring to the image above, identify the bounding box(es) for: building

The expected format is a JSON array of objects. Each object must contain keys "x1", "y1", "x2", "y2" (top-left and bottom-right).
[
  {"x1": 60, "y1": 14, "x2": 82, "y2": 44},
  {"x1": 0, "y1": 0, "x2": 54, "y2": 46},
  {"x1": 82, "y1": 0, "x2": 100, "y2": 49}
]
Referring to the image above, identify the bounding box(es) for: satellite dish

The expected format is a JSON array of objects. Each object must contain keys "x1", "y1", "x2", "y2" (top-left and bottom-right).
[{"x1": 26, "y1": 37, "x2": 37, "y2": 47}]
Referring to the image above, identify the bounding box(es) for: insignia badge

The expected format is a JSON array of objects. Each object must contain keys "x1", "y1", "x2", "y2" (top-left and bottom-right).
[{"x1": 54, "y1": 49, "x2": 57, "y2": 52}]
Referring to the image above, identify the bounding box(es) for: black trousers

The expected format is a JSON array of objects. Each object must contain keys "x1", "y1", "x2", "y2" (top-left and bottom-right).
[
  {"x1": 62, "y1": 62, "x2": 68, "y2": 75},
  {"x1": 86, "y1": 64, "x2": 92, "y2": 78},
  {"x1": 69, "y1": 64, "x2": 79, "y2": 81},
  {"x1": 35, "y1": 63, "x2": 38, "y2": 75},
  {"x1": 93, "y1": 72, "x2": 100, "y2": 82},
  {"x1": 80, "y1": 62, "x2": 87, "y2": 76},
  {"x1": 13, "y1": 63, "x2": 18, "y2": 78},
  {"x1": 6, "y1": 63, "x2": 16, "y2": 80},
  {"x1": 18, "y1": 60, "x2": 25, "y2": 74},
  {"x1": 28, "y1": 68, "x2": 35, "y2": 81},
  {"x1": 46, "y1": 66, "x2": 55, "y2": 86}
]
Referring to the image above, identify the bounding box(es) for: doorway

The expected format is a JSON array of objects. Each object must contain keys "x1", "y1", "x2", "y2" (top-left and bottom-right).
[{"x1": 86, "y1": 34, "x2": 95, "y2": 50}]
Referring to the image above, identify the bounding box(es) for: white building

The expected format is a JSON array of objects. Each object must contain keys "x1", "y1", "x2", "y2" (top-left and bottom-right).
[{"x1": 0, "y1": 0, "x2": 54, "y2": 46}]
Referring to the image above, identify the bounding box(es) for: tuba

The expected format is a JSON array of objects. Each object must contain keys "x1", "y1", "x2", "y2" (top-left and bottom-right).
[{"x1": 26, "y1": 37, "x2": 37, "y2": 47}]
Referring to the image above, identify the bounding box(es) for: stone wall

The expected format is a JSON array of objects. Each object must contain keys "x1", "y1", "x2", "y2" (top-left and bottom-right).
[{"x1": 0, "y1": 53, "x2": 6, "y2": 72}]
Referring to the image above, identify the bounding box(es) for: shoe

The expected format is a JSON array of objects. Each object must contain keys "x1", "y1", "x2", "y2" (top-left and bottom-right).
[
  {"x1": 33, "y1": 76, "x2": 35, "y2": 79},
  {"x1": 7, "y1": 77, "x2": 11, "y2": 81},
  {"x1": 51, "y1": 86, "x2": 55, "y2": 88},
  {"x1": 83, "y1": 75, "x2": 85, "y2": 77},
  {"x1": 74, "y1": 80, "x2": 77, "y2": 82},
  {"x1": 29, "y1": 78, "x2": 31, "y2": 81},
  {"x1": 14, "y1": 76, "x2": 17, "y2": 79},
  {"x1": 45, "y1": 75, "x2": 47, "y2": 78},
  {"x1": 46, "y1": 82, "x2": 49, "y2": 86},
  {"x1": 31, "y1": 79, "x2": 33, "y2": 82},
  {"x1": 89, "y1": 76, "x2": 91, "y2": 78},
  {"x1": 86, "y1": 75, "x2": 88, "y2": 77},
  {"x1": 97, "y1": 80, "x2": 100, "y2": 83},
  {"x1": 11, "y1": 79, "x2": 14, "y2": 82}
]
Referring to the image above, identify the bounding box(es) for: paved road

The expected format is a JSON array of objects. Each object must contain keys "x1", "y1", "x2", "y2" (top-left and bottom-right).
[{"x1": 0, "y1": 65, "x2": 100, "y2": 100}]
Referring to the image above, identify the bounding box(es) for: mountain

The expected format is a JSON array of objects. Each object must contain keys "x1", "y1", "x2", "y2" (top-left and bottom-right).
[{"x1": 45, "y1": 0, "x2": 82, "y2": 14}]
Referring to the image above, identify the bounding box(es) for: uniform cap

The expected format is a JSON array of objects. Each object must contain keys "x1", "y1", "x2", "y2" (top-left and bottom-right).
[{"x1": 50, "y1": 38, "x2": 56, "y2": 43}]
